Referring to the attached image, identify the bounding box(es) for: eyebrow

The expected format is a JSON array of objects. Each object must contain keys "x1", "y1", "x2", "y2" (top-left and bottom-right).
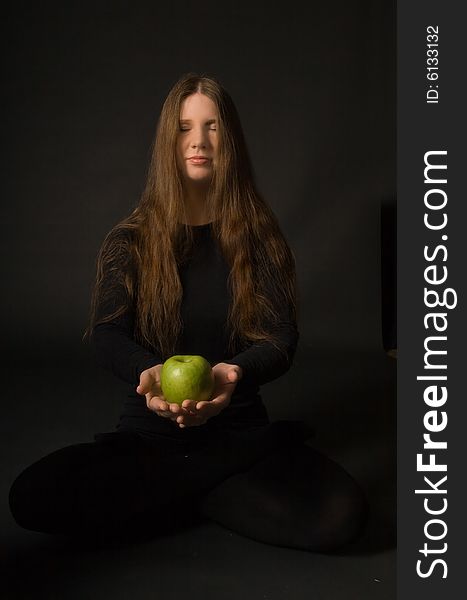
[{"x1": 179, "y1": 118, "x2": 217, "y2": 124}]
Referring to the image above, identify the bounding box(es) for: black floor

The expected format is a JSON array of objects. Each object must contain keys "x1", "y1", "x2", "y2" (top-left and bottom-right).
[{"x1": 1, "y1": 346, "x2": 396, "y2": 600}]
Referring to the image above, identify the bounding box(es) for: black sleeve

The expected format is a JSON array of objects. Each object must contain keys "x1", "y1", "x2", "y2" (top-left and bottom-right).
[
  {"x1": 89, "y1": 241, "x2": 162, "y2": 387},
  {"x1": 224, "y1": 287, "x2": 299, "y2": 388}
]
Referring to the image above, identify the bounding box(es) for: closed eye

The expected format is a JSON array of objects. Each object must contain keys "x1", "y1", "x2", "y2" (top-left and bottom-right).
[{"x1": 178, "y1": 125, "x2": 217, "y2": 132}]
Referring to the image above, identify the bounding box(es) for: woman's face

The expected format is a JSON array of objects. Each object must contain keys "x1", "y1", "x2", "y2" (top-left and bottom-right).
[{"x1": 176, "y1": 92, "x2": 218, "y2": 186}]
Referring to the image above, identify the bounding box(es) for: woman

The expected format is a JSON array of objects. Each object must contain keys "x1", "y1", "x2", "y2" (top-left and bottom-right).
[{"x1": 9, "y1": 73, "x2": 368, "y2": 551}]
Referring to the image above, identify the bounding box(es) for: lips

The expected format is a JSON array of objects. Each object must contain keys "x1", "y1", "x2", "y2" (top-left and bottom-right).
[{"x1": 187, "y1": 157, "x2": 210, "y2": 165}]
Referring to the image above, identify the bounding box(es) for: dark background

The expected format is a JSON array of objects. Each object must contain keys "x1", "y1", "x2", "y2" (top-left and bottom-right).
[{"x1": 1, "y1": 2, "x2": 396, "y2": 598}]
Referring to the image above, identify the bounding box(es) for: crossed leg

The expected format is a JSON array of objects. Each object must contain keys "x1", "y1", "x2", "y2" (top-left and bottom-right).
[
  {"x1": 9, "y1": 425, "x2": 367, "y2": 551},
  {"x1": 199, "y1": 444, "x2": 369, "y2": 553}
]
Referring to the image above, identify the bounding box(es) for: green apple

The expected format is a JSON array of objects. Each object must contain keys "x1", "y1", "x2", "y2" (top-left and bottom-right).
[{"x1": 160, "y1": 355, "x2": 214, "y2": 405}]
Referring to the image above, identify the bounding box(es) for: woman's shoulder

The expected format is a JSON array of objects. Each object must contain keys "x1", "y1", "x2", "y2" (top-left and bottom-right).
[
  {"x1": 99, "y1": 225, "x2": 140, "y2": 273},
  {"x1": 104, "y1": 224, "x2": 138, "y2": 246}
]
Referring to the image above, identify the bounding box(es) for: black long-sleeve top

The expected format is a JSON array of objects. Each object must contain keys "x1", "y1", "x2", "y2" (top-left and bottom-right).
[{"x1": 89, "y1": 222, "x2": 299, "y2": 441}]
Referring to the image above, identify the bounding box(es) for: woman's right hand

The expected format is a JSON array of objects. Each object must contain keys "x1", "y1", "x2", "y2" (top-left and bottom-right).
[{"x1": 136, "y1": 364, "x2": 177, "y2": 421}]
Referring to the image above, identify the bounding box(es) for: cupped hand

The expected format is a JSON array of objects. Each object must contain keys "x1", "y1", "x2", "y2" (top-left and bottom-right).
[
  {"x1": 137, "y1": 364, "x2": 206, "y2": 424},
  {"x1": 136, "y1": 364, "x2": 177, "y2": 421},
  {"x1": 174, "y1": 362, "x2": 243, "y2": 428}
]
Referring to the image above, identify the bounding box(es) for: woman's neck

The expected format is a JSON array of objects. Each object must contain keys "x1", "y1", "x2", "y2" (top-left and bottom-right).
[{"x1": 182, "y1": 183, "x2": 211, "y2": 226}]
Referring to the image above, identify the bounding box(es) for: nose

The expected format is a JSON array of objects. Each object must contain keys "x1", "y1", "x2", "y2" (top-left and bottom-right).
[{"x1": 190, "y1": 126, "x2": 208, "y2": 149}]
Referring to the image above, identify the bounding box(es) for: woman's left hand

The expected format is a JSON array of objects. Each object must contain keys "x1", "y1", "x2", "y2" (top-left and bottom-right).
[{"x1": 169, "y1": 362, "x2": 242, "y2": 428}]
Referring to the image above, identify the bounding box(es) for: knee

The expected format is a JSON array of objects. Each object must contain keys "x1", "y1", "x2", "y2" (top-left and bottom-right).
[
  {"x1": 9, "y1": 465, "x2": 57, "y2": 534},
  {"x1": 314, "y1": 483, "x2": 369, "y2": 553},
  {"x1": 9, "y1": 470, "x2": 37, "y2": 531}
]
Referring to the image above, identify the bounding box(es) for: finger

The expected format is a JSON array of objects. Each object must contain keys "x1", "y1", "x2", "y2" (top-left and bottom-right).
[
  {"x1": 171, "y1": 404, "x2": 197, "y2": 415},
  {"x1": 176, "y1": 414, "x2": 206, "y2": 427},
  {"x1": 179, "y1": 420, "x2": 205, "y2": 428},
  {"x1": 196, "y1": 395, "x2": 227, "y2": 414},
  {"x1": 157, "y1": 410, "x2": 176, "y2": 419},
  {"x1": 147, "y1": 396, "x2": 169, "y2": 412},
  {"x1": 146, "y1": 401, "x2": 171, "y2": 418},
  {"x1": 155, "y1": 399, "x2": 169, "y2": 412},
  {"x1": 167, "y1": 404, "x2": 194, "y2": 418},
  {"x1": 182, "y1": 399, "x2": 197, "y2": 413},
  {"x1": 136, "y1": 373, "x2": 151, "y2": 395},
  {"x1": 153, "y1": 409, "x2": 169, "y2": 416}
]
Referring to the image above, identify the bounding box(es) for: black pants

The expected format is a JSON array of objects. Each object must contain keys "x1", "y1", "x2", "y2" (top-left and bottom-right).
[{"x1": 8, "y1": 421, "x2": 368, "y2": 553}]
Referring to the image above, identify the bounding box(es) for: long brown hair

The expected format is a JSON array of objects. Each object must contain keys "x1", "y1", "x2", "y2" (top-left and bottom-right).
[{"x1": 83, "y1": 72, "x2": 298, "y2": 359}]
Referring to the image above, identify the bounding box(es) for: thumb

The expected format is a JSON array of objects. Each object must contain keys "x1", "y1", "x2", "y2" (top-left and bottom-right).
[{"x1": 137, "y1": 371, "x2": 152, "y2": 395}]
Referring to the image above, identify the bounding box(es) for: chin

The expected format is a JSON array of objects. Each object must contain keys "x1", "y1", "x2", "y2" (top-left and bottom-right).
[{"x1": 186, "y1": 172, "x2": 212, "y2": 184}]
